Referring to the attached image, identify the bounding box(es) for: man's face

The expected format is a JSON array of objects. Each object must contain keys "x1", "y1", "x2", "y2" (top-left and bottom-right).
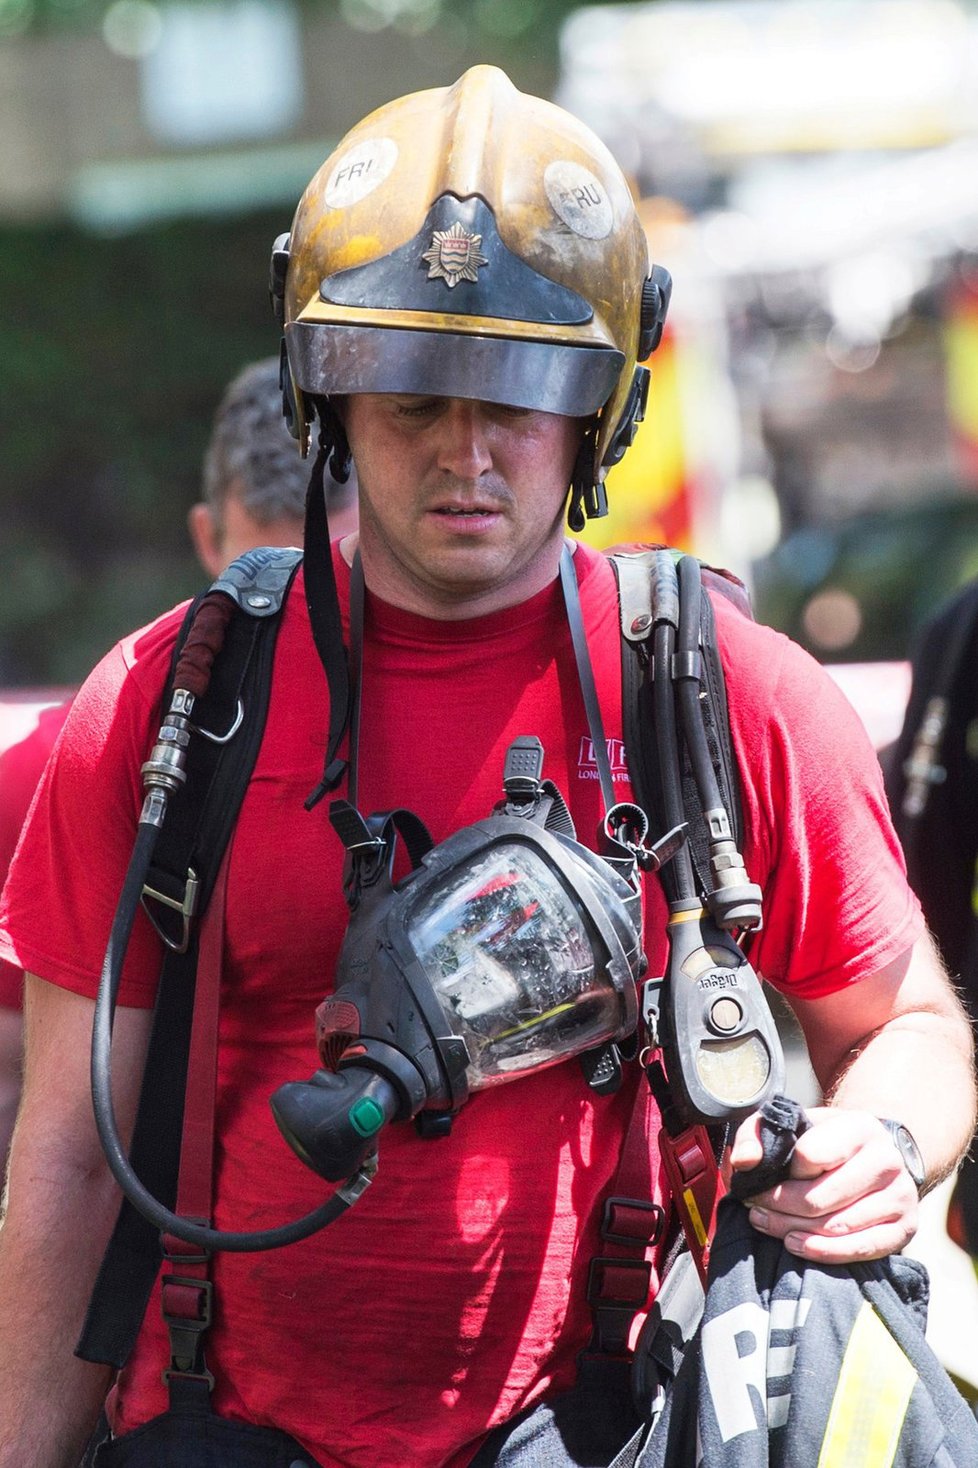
[{"x1": 343, "y1": 394, "x2": 584, "y2": 618}]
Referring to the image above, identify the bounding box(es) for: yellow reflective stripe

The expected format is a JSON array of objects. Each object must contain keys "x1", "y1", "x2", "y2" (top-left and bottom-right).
[
  {"x1": 816, "y1": 1301, "x2": 917, "y2": 1468},
  {"x1": 682, "y1": 1188, "x2": 709, "y2": 1247}
]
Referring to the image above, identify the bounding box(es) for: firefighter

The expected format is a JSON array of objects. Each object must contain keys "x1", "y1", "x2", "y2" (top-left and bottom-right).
[{"x1": 0, "y1": 67, "x2": 973, "y2": 1468}]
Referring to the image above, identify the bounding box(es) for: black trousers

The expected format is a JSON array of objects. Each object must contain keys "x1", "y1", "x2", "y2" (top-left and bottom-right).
[
  {"x1": 468, "y1": 1357, "x2": 646, "y2": 1468},
  {"x1": 92, "y1": 1404, "x2": 320, "y2": 1468},
  {"x1": 93, "y1": 1360, "x2": 643, "y2": 1468}
]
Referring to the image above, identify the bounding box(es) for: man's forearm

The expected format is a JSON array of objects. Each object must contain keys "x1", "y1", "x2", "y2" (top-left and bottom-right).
[
  {"x1": 0, "y1": 979, "x2": 151, "y2": 1468},
  {"x1": 822, "y1": 1007, "x2": 977, "y2": 1192},
  {"x1": 0, "y1": 1143, "x2": 118, "y2": 1467},
  {"x1": 794, "y1": 933, "x2": 978, "y2": 1193},
  {"x1": 0, "y1": 1003, "x2": 24, "y2": 1179}
]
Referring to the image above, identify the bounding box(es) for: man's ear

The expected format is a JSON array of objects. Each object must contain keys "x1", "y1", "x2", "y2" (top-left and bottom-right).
[{"x1": 188, "y1": 502, "x2": 224, "y2": 579}]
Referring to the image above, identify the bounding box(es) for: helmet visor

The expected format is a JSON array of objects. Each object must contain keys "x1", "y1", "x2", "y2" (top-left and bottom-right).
[{"x1": 287, "y1": 320, "x2": 623, "y2": 418}]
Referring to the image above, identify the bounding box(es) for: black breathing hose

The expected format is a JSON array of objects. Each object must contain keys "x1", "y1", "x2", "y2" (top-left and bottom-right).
[
  {"x1": 675, "y1": 556, "x2": 726, "y2": 818},
  {"x1": 649, "y1": 549, "x2": 696, "y2": 901},
  {"x1": 90, "y1": 803, "x2": 372, "y2": 1254},
  {"x1": 651, "y1": 617, "x2": 697, "y2": 902}
]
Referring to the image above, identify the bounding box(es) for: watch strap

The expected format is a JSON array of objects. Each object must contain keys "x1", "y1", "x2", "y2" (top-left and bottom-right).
[{"x1": 879, "y1": 1116, "x2": 926, "y2": 1194}]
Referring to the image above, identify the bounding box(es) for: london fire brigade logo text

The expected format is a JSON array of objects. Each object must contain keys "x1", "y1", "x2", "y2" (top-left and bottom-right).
[
  {"x1": 578, "y1": 737, "x2": 629, "y2": 783},
  {"x1": 422, "y1": 223, "x2": 489, "y2": 287}
]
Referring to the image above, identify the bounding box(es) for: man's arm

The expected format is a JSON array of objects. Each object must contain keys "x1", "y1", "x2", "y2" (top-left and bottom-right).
[
  {"x1": 0, "y1": 974, "x2": 151, "y2": 1468},
  {"x1": 730, "y1": 929, "x2": 977, "y2": 1262},
  {"x1": 0, "y1": 1002, "x2": 23, "y2": 1175}
]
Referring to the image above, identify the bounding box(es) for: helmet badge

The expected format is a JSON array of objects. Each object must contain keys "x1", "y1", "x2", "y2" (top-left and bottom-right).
[{"x1": 422, "y1": 221, "x2": 488, "y2": 288}]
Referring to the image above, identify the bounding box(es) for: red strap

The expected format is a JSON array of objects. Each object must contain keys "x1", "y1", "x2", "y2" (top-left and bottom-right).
[
  {"x1": 587, "y1": 1065, "x2": 727, "y2": 1355},
  {"x1": 659, "y1": 1122, "x2": 727, "y2": 1286},
  {"x1": 160, "y1": 844, "x2": 231, "y2": 1385},
  {"x1": 586, "y1": 1073, "x2": 666, "y2": 1354},
  {"x1": 175, "y1": 842, "x2": 228, "y2": 1224}
]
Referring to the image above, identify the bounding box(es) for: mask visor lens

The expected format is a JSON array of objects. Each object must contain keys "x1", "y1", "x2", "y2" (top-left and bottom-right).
[{"x1": 408, "y1": 842, "x2": 623, "y2": 1086}]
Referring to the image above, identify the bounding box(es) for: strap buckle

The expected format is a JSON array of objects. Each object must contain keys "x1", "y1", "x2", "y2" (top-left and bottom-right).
[
  {"x1": 600, "y1": 1195, "x2": 664, "y2": 1250},
  {"x1": 162, "y1": 1232, "x2": 210, "y2": 1267},
  {"x1": 141, "y1": 867, "x2": 200, "y2": 953},
  {"x1": 586, "y1": 1255, "x2": 653, "y2": 1310},
  {"x1": 586, "y1": 1256, "x2": 654, "y2": 1355},
  {"x1": 161, "y1": 1274, "x2": 214, "y2": 1387},
  {"x1": 587, "y1": 1199, "x2": 661, "y2": 1355}
]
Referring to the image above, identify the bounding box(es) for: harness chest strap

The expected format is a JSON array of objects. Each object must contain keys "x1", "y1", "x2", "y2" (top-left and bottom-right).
[{"x1": 80, "y1": 542, "x2": 744, "y2": 1388}]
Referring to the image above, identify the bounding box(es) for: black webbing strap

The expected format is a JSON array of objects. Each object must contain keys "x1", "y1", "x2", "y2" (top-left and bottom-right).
[
  {"x1": 77, "y1": 555, "x2": 301, "y2": 1368},
  {"x1": 561, "y1": 544, "x2": 617, "y2": 816},
  {"x1": 76, "y1": 940, "x2": 198, "y2": 1367},
  {"x1": 303, "y1": 446, "x2": 351, "y2": 806}
]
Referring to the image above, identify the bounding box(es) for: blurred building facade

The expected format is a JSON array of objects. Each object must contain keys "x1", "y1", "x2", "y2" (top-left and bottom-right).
[
  {"x1": 0, "y1": 3, "x2": 555, "y2": 228},
  {"x1": 5, "y1": 0, "x2": 978, "y2": 678},
  {"x1": 559, "y1": 0, "x2": 978, "y2": 658},
  {"x1": 0, "y1": 2, "x2": 558, "y2": 686}
]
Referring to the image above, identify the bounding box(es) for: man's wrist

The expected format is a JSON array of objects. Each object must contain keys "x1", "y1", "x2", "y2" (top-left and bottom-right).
[{"x1": 879, "y1": 1117, "x2": 927, "y2": 1194}]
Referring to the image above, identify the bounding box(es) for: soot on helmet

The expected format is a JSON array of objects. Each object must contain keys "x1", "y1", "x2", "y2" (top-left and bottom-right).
[{"x1": 270, "y1": 737, "x2": 645, "y2": 1182}]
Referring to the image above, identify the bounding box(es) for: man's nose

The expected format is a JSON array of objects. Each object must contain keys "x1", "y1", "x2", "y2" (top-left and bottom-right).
[{"x1": 435, "y1": 401, "x2": 494, "y2": 478}]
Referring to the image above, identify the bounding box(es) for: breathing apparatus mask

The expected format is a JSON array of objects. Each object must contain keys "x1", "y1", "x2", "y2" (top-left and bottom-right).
[
  {"x1": 268, "y1": 553, "x2": 786, "y2": 1189},
  {"x1": 270, "y1": 736, "x2": 646, "y2": 1181}
]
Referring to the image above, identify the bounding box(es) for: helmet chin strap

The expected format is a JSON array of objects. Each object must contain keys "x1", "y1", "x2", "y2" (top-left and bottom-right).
[
  {"x1": 567, "y1": 361, "x2": 654, "y2": 533},
  {"x1": 302, "y1": 417, "x2": 353, "y2": 810},
  {"x1": 314, "y1": 394, "x2": 354, "y2": 484}
]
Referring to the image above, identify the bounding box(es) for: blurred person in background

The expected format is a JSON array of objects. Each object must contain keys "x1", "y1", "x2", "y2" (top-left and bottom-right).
[
  {"x1": 187, "y1": 354, "x2": 358, "y2": 577},
  {"x1": 0, "y1": 354, "x2": 357, "y2": 1178},
  {"x1": 886, "y1": 579, "x2": 978, "y2": 1275}
]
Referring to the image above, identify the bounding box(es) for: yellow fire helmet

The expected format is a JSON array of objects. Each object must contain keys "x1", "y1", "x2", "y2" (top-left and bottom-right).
[{"x1": 270, "y1": 65, "x2": 671, "y2": 529}]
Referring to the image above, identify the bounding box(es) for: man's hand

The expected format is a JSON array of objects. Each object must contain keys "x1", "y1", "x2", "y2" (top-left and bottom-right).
[
  {"x1": 729, "y1": 1105, "x2": 920, "y2": 1263},
  {"x1": 731, "y1": 930, "x2": 976, "y2": 1265}
]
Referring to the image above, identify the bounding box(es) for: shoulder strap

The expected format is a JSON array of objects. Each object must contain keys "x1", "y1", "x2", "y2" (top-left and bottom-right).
[
  {"x1": 76, "y1": 548, "x2": 302, "y2": 1369},
  {"x1": 143, "y1": 548, "x2": 303, "y2": 949},
  {"x1": 609, "y1": 546, "x2": 750, "y2": 904}
]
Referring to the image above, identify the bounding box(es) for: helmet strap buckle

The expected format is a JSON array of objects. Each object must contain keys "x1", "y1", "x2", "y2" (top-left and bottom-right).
[
  {"x1": 567, "y1": 427, "x2": 606, "y2": 531},
  {"x1": 602, "y1": 366, "x2": 651, "y2": 472}
]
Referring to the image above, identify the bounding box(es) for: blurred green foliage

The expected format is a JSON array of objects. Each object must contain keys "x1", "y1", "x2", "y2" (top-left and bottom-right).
[
  {"x1": 0, "y1": 0, "x2": 628, "y2": 685},
  {"x1": 0, "y1": 208, "x2": 290, "y2": 685}
]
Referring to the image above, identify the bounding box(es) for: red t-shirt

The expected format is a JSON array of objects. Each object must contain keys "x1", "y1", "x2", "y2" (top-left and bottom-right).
[
  {"x1": 0, "y1": 543, "x2": 921, "y2": 1468},
  {"x1": 0, "y1": 698, "x2": 72, "y2": 1007}
]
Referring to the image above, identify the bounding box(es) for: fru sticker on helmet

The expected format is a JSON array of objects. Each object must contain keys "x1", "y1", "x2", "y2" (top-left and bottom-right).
[
  {"x1": 324, "y1": 139, "x2": 398, "y2": 209},
  {"x1": 544, "y1": 162, "x2": 613, "y2": 240}
]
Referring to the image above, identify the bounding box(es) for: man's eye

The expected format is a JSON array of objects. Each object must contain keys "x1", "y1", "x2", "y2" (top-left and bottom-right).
[{"x1": 394, "y1": 399, "x2": 439, "y2": 420}]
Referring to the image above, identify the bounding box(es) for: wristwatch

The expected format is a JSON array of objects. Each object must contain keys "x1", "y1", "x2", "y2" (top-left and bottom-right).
[{"x1": 879, "y1": 1117, "x2": 927, "y2": 1194}]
